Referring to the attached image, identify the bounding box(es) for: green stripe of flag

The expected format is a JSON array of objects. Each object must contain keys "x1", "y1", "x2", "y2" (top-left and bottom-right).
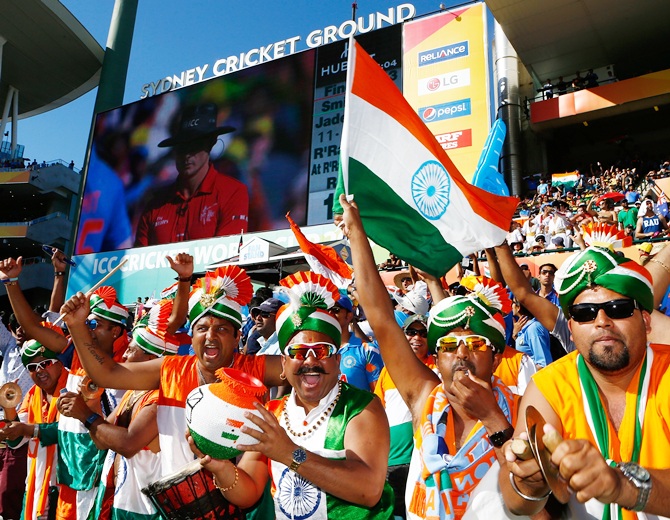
[{"x1": 346, "y1": 157, "x2": 462, "y2": 276}]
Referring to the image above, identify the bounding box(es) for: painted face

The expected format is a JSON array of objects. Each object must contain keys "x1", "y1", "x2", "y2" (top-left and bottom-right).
[
  {"x1": 281, "y1": 330, "x2": 341, "y2": 411},
  {"x1": 568, "y1": 286, "x2": 650, "y2": 374}
]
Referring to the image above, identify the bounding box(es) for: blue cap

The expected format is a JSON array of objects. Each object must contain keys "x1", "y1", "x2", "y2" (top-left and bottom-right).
[{"x1": 335, "y1": 296, "x2": 354, "y2": 312}]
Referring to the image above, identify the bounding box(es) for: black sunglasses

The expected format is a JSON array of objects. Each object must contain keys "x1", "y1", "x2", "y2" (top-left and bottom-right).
[
  {"x1": 405, "y1": 328, "x2": 427, "y2": 338},
  {"x1": 258, "y1": 311, "x2": 275, "y2": 319},
  {"x1": 569, "y1": 299, "x2": 639, "y2": 323}
]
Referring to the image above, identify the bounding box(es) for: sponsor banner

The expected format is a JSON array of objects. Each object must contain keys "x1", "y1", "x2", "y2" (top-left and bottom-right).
[
  {"x1": 67, "y1": 224, "x2": 341, "y2": 305},
  {"x1": 435, "y1": 129, "x2": 472, "y2": 151},
  {"x1": 403, "y1": 3, "x2": 491, "y2": 180}
]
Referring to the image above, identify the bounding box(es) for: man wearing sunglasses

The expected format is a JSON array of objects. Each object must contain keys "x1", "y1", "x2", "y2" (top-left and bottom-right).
[
  {"x1": 501, "y1": 246, "x2": 670, "y2": 517},
  {"x1": 374, "y1": 314, "x2": 436, "y2": 519},
  {"x1": 338, "y1": 196, "x2": 515, "y2": 520},
  {"x1": 190, "y1": 272, "x2": 394, "y2": 519},
  {"x1": 0, "y1": 255, "x2": 130, "y2": 520},
  {"x1": 0, "y1": 339, "x2": 66, "y2": 520}
]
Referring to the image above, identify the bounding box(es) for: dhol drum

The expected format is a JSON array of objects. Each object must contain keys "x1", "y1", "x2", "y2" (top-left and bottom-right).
[{"x1": 141, "y1": 460, "x2": 244, "y2": 520}]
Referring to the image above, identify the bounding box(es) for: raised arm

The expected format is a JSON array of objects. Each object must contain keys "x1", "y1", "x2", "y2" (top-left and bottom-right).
[
  {"x1": 338, "y1": 195, "x2": 438, "y2": 418},
  {"x1": 49, "y1": 249, "x2": 69, "y2": 313},
  {"x1": 0, "y1": 257, "x2": 68, "y2": 353},
  {"x1": 646, "y1": 243, "x2": 670, "y2": 309},
  {"x1": 165, "y1": 253, "x2": 193, "y2": 334},
  {"x1": 484, "y1": 248, "x2": 504, "y2": 284},
  {"x1": 494, "y1": 242, "x2": 559, "y2": 332},
  {"x1": 60, "y1": 292, "x2": 162, "y2": 390}
]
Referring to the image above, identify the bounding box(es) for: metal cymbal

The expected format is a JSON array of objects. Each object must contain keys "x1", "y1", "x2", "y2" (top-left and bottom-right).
[
  {"x1": 526, "y1": 405, "x2": 570, "y2": 503},
  {"x1": 0, "y1": 382, "x2": 22, "y2": 409},
  {"x1": 80, "y1": 376, "x2": 104, "y2": 401}
]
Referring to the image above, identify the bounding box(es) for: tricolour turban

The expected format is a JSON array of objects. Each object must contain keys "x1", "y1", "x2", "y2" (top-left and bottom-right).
[
  {"x1": 187, "y1": 266, "x2": 252, "y2": 329},
  {"x1": 132, "y1": 297, "x2": 180, "y2": 356},
  {"x1": 555, "y1": 246, "x2": 654, "y2": 315},
  {"x1": 90, "y1": 286, "x2": 129, "y2": 326},
  {"x1": 428, "y1": 276, "x2": 510, "y2": 354},
  {"x1": 276, "y1": 272, "x2": 342, "y2": 351}
]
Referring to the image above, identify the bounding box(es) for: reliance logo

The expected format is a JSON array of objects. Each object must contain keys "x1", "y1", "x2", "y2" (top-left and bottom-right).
[
  {"x1": 418, "y1": 41, "x2": 469, "y2": 66},
  {"x1": 419, "y1": 99, "x2": 471, "y2": 123}
]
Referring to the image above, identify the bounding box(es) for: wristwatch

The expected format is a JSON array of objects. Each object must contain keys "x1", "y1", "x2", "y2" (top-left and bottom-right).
[
  {"x1": 488, "y1": 426, "x2": 514, "y2": 448},
  {"x1": 618, "y1": 461, "x2": 651, "y2": 512},
  {"x1": 289, "y1": 447, "x2": 307, "y2": 472}
]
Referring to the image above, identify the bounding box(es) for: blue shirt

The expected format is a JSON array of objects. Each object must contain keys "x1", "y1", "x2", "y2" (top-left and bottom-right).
[
  {"x1": 536, "y1": 287, "x2": 560, "y2": 307},
  {"x1": 516, "y1": 318, "x2": 552, "y2": 367},
  {"x1": 339, "y1": 336, "x2": 383, "y2": 391}
]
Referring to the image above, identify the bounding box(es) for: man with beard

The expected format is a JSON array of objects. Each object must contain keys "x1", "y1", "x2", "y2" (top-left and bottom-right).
[
  {"x1": 190, "y1": 272, "x2": 394, "y2": 519},
  {"x1": 337, "y1": 196, "x2": 515, "y2": 520},
  {"x1": 500, "y1": 246, "x2": 670, "y2": 517}
]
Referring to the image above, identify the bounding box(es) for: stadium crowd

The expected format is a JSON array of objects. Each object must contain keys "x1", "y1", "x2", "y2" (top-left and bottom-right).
[{"x1": 1, "y1": 184, "x2": 670, "y2": 520}]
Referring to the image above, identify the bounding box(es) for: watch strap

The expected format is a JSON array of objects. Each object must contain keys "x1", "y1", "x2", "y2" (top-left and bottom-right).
[{"x1": 489, "y1": 426, "x2": 514, "y2": 447}]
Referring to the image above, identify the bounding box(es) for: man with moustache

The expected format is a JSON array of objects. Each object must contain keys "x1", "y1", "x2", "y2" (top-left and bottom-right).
[
  {"x1": 191, "y1": 271, "x2": 394, "y2": 519},
  {"x1": 1, "y1": 254, "x2": 130, "y2": 520},
  {"x1": 338, "y1": 196, "x2": 515, "y2": 520},
  {"x1": 500, "y1": 246, "x2": 670, "y2": 517},
  {"x1": 0, "y1": 339, "x2": 67, "y2": 520},
  {"x1": 60, "y1": 262, "x2": 284, "y2": 481}
]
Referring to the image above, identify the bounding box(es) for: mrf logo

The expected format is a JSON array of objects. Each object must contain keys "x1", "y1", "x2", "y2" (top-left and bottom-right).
[
  {"x1": 419, "y1": 41, "x2": 469, "y2": 66},
  {"x1": 435, "y1": 129, "x2": 472, "y2": 150},
  {"x1": 420, "y1": 99, "x2": 471, "y2": 123}
]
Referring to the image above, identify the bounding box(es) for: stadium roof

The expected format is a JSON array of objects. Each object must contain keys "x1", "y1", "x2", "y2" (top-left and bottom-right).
[
  {"x1": 485, "y1": 0, "x2": 670, "y2": 83},
  {"x1": 0, "y1": 0, "x2": 104, "y2": 119}
]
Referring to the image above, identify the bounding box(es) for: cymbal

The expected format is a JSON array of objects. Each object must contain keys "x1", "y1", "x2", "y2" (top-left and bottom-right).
[
  {"x1": 80, "y1": 376, "x2": 104, "y2": 401},
  {"x1": 0, "y1": 382, "x2": 22, "y2": 409}
]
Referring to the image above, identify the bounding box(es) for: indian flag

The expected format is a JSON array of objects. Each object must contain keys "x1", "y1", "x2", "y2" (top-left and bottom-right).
[
  {"x1": 333, "y1": 40, "x2": 518, "y2": 278},
  {"x1": 287, "y1": 212, "x2": 353, "y2": 288},
  {"x1": 551, "y1": 171, "x2": 579, "y2": 190}
]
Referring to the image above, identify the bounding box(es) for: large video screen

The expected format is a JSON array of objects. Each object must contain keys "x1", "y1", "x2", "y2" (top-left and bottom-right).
[{"x1": 75, "y1": 51, "x2": 317, "y2": 255}]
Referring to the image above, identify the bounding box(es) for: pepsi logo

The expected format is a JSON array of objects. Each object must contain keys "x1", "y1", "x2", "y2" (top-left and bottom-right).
[{"x1": 422, "y1": 107, "x2": 437, "y2": 121}]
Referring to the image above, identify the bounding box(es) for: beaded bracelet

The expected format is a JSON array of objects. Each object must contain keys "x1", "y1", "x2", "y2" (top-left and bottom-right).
[
  {"x1": 508, "y1": 472, "x2": 551, "y2": 501},
  {"x1": 213, "y1": 465, "x2": 239, "y2": 492}
]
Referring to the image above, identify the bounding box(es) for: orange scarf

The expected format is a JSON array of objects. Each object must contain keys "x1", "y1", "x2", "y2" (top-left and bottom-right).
[{"x1": 24, "y1": 369, "x2": 68, "y2": 519}]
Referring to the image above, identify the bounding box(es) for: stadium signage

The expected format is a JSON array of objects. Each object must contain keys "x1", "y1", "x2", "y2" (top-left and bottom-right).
[{"x1": 140, "y1": 4, "x2": 416, "y2": 98}]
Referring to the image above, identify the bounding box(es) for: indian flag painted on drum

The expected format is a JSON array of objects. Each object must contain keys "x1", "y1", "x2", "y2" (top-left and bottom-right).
[
  {"x1": 333, "y1": 39, "x2": 518, "y2": 278},
  {"x1": 186, "y1": 368, "x2": 267, "y2": 460}
]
